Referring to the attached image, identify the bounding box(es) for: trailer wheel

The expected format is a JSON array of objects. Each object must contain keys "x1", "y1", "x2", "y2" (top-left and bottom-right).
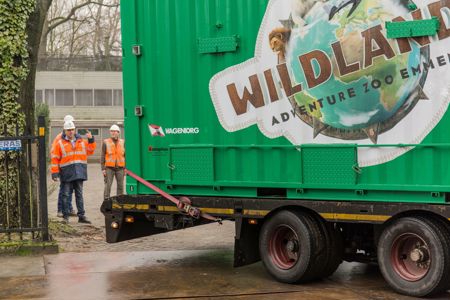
[
  {"x1": 320, "y1": 223, "x2": 344, "y2": 278},
  {"x1": 259, "y1": 210, "x2": 325, "y2": 283},
  {"x1": 377, "y1": 217, "x2": 450, "y2": 297},
  {"x1": 308, "y1": 215, "x2": 343, "y2": 279}
]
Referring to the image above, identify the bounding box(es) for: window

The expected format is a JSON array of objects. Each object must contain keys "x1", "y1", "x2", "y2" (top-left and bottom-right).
[
  {"x1": 77, "y1": 128, "x2": 100, "y2": 136},
  {"x1": 94, "y1": 89, "x2": 113, "y2": 106},
  {"x1": 113, "y1": 89, "x2": 123, "y2": 106},
  {"x1": 75, "y1": 90, "x2": 93, "y2": 106},
  {"x1": 55, "y1": 89, "x2": 74, "y2": 106},
  {"x1": 35, "y1": 90, "x2": 43, "y2": 104},
  {"x1": 44, "y1": 89, "x2": 55, "y2": 106}
]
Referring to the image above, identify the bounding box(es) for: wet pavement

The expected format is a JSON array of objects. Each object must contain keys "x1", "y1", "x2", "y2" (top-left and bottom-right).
[
  {"x1": 0, "y1": 249, "x2": 449, "y2": 300},
  {"x1": 5, "y1": 164, "x2": 441, "y2": 299}
]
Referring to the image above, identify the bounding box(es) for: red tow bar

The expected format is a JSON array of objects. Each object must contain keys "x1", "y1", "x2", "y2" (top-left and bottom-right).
[{"x1": 125, "y1": 169, "x2": 222, "y2": 224}]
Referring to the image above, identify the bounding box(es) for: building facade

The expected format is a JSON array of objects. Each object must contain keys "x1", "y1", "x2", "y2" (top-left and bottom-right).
[{"x1": 35, "y1": 71, "x2": 124, "y2": 161}]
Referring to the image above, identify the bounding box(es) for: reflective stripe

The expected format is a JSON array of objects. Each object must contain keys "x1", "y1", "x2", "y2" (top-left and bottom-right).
[
  {"x1": 51, "y1": 164, "x2": 59, "y2": 168},
  {"x1": 105, "y1": 139, "x2": 113, "y2": 155},
  {"x1": 59, "y1": 140, "x2": 86, "y2": 158},
  {"x1": 51, "y1": 155, "x2": 61, "y2": 159},
  {"x1": 58, "y1": 140, "x2": 66, "y2": 156},
  {"x1": 80, "y1": 141, "x2": 86, "y2": 155},
  {"x1": 60, "y1": 160, "x2": 88, "y2": 168},
  {"x1": 62, "y1": 151, "x2": 85, "y2": 156}
]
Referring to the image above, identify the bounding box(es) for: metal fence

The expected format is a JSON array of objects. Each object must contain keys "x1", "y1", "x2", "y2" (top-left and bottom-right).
[
  {"x1": 0, "y1": 116, "x2": 48, "y2": 241},
  {"x1": 37, "y1": 56, "x2": 122, "y2": 72}
]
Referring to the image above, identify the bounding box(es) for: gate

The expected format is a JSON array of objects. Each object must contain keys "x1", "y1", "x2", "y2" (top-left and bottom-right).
[{"x1": 0, "y1": 116, "x2": 49, "y2": 241}]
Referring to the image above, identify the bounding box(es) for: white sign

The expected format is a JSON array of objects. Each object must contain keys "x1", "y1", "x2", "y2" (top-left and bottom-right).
[
  {"x1": 209, "y1": 0, "x2": 450, "y2": 166},
  {"x1": 0, "y1": 140, "x2": 22, "y2": 151}
]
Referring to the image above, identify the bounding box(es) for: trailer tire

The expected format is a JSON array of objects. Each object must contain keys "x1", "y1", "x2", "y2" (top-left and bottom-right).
[
  {"x1": 259, "y1": 210, "x2": 326, "y2": 283},
  {"x1": 309, "y1": 215, "x2": 343, "y2": 279},
  {"x1": 417, "y1": 216, "x2": 450, "y2": 292},
  {"x1": 321, "y1": 223, "x2": 344, "y2": 278},
  {"x1": 377, "y1": 216, "x2": 450, "y2": 297}
]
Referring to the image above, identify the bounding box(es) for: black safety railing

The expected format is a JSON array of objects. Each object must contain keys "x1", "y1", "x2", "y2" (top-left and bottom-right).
[{"x1": 0, "y1": 116, "x2": 48, "y2": 241}]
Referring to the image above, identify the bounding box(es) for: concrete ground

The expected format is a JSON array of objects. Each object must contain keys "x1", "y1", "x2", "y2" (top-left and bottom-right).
[
  {"x1": 0, "y1": 163, "x2": 443, "y2": 299},
  {"x1": 1, "y1": 250, "x2": 449, "y2": 300}
]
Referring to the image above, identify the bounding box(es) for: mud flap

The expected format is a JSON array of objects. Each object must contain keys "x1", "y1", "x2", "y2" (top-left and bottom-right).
[{"x1": 234, "y1": 217, "x2": 262, "y2": 267}]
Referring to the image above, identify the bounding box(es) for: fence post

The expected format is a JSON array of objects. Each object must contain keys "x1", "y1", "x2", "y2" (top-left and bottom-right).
[{"x1": 38, "y1": 116, "x2": 49, "y2": 241}]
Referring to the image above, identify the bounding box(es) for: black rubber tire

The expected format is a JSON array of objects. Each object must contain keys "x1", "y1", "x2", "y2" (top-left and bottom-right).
[
  {"x1": 321, "y1": 223, "x2": 344, "y2": 278},
  {"x1": 309, "y1": 215, "x2": 343, "y2": 279},
  {"x1": 296, "y1": 212, "x2": 328, "y2": 282},
  {"x1": 377, "y1": 216, "x2": 450, "y2": 297},
  {"x1": 259, "y1": 210, "x2": 326, "y2": 283},
  {"x1": 417, "y1": 216, "x2": 450, "y2": 292}
]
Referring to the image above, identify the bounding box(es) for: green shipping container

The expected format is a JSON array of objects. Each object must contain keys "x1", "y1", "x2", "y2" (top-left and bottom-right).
[{"x1": 122, "y1": 0, "x2": 450, "y2": 204}]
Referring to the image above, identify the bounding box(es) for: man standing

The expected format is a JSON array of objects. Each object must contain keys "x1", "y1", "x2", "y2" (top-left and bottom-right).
[
  {"x1": 51, "y1": 120, "x2": 96, "y2": 224},
  {"x1": 52, "y1": 115, "x2": 75, "y2": 217},
  {"x1": 101, "y1": 124, "x2": 125, "y2": 199}
]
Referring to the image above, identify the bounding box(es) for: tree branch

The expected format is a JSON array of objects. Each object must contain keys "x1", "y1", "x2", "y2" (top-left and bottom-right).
[{"x1": 45, "y1": 1, "x2": 119, "y2": 36}]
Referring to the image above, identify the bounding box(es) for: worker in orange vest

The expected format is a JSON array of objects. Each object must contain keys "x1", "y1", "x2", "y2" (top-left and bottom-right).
[
  {"x1": 101, "y1": 124, "x2": 125, "y2": 199},
  {"x1": 51, "y1": 120, "x2": 96, "y2": 224},
  {"x1": 51, "y1": 115, "x2": 75, "y2": 218}
]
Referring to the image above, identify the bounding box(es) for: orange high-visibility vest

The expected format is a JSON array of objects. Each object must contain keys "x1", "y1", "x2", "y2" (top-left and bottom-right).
[
  {"x1": 51, "y1": 132, "x2": 62, "y2": 151},
  {"x1": 51, "y1": 136, "x2": 96, "y2": 175},
  {"x1": 104, "y1": 138, "x2": 125, "y2": 168}
]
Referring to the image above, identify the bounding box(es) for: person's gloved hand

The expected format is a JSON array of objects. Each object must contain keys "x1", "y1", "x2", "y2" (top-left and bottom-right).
[
  {"x1": 102, "y1": 170, "x2": 106, "y2": 177},
  {"x1": 52, "y1": 173, "x2": 59, "y2": 182}
]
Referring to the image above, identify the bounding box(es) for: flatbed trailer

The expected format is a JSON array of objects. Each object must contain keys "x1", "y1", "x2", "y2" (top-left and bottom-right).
[{"x1": 102, "y1": 0, "x2": 450, "y2": 297}]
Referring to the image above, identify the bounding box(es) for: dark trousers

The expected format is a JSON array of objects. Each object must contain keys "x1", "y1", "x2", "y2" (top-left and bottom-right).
[
  {"x1": 104, "y1": 167, "x2": 124, "y2": 199},
  {"x1": 61, "y1": 180, "x2": 85, "y2": 218},
  {"x1": 57, "y1": 182, "x2": 73, "y2": 213}
]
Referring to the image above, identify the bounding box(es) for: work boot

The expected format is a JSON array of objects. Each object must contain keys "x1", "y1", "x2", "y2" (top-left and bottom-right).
[
  {"x1": 78, "y1": 216, "x2": 91, "y2": 224},
  {"x1": 62, "y1": 217, "x2": 69, "y2": 224},
  {"x1": 57, "y1": 212, "x2": 63, "y2": 218}
]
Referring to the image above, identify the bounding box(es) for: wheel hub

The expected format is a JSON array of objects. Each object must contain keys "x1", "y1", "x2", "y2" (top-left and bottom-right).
[
  {"x1": 286, "y1": 240, "x2": 298, "y2": 253},
  {"x1": 391, "y1": 233, "x2": 431, "y2": 281},
  {"x1": 268, "y1": 225, "x2": 300, "y2": 270},
  {"x1": 410, "y1": 247, "x2": 429, "y2": 263}
]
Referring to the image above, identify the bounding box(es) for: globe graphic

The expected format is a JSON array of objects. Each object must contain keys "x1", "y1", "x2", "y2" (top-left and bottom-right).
[{"x1": 287, "y1": 0, "x2": 425, "y2": 132}]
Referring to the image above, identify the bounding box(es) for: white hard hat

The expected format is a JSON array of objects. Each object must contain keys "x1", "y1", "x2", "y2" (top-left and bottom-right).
[
  {"x1": 110, "y1": 124, "x2": 120, "y2": 132},
  {"x1": 64, "y1": 115, "x2": 75, "y2": 122},
  {"x1": 64, "y1": 121, "x2": 76, "y2": 130}
]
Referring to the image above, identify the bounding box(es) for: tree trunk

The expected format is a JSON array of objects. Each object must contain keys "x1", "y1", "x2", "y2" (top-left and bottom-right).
[
  {"x1": 38, "y1": 17, "x2": 49, "y2": 71},
  {"x1": 19, "y1": 0, "x2": 53, "y2": 135},
  {"x1": 17, "y1": 0, "x2": 53, "y2": 231}
]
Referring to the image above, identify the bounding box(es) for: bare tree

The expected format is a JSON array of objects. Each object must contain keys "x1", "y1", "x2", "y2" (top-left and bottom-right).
[
  {"x1": 41, "y1": 0, "x2": 121, "y2": 70},
  {"x1": 1, "y1": 0, "x2": 121, "y2": 236}
]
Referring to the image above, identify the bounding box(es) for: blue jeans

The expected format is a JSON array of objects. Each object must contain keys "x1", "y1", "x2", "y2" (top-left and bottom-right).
[
  {"x1": 61, "y1": 180, "x2": 85, "y2": 218},
  {"x1": 57, "y1": 182, "x2": 73, "y2": 213}
]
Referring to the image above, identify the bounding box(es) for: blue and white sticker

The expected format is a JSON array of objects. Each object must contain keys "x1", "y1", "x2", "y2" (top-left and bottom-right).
[{"x1": 0, "y1": 140, "x2": 22, "y2": 151}]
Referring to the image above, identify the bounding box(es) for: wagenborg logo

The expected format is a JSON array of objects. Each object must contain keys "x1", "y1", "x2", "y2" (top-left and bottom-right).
[
  {"x1": 149, "y1": 125, "x2": 165, "y2": 137},
  {"x1": 148, "y1": 124, "x2": 200, "y2": 136}
]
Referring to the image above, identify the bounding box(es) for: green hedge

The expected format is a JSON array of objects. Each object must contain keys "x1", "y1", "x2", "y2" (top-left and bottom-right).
[{"x1": 0, "y1": 0, "x2": 36, "y2": 229}]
